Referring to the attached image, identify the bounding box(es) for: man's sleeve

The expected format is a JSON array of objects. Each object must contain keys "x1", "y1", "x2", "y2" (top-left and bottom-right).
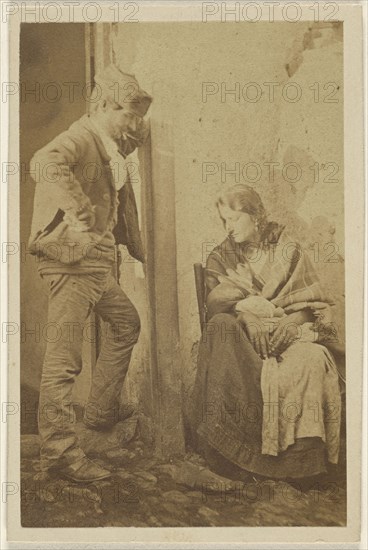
[{"x1": 30, "y1": 131, "x2": 93, "y2": 214}]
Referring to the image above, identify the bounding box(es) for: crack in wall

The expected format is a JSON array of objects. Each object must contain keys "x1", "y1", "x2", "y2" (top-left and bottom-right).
[{"x1": 285, "y1": 21, "x2": 343, "y2": 78}]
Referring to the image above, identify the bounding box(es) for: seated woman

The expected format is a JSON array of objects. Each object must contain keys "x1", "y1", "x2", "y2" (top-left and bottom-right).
[{"x1": 191, "y1": 184, "x2": 343, "y2": 481}]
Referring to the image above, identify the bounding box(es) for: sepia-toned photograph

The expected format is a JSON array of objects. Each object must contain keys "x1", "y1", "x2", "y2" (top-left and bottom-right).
[{"x1": 2, "y1": 2, "x2": 365, "y2": 544}]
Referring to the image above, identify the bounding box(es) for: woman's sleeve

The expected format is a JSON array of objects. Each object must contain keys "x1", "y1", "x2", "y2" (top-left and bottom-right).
[
  {"x1": 205, "y1": 250, "x2": 226, "y2": 292},
  {"x1": 205, "y1": 249, "x2": 245, "y2": 318}
]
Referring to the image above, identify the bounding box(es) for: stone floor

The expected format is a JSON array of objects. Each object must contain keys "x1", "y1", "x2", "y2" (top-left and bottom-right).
[{"x1": 20, "y1": 420, "x2": 347, "y2": 528}]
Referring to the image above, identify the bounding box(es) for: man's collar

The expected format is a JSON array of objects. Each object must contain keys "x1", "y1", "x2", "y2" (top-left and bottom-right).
[
  {"x1": 89, "y1": 117, "x2": 114, "y2": 147},
  {"x1": 85, "y1": 114, "x2": 130, "y2": 160},
  {"x1": 79, "y1": 114, "x2": 112, "y2": 162}
]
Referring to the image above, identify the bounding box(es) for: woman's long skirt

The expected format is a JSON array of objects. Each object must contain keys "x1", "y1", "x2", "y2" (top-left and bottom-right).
[{"x1": 191, "y1": 313, "x2": 341, "y2": 479}]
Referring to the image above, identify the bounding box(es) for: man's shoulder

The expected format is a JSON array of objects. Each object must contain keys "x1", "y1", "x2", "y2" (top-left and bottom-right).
[
  {"x1": 44, "y1": 115, "x2": 100, "y2": 157},
  {"x1": 30, "y1": 115, "x2": 102, "y2": 169},
  {"x1": 66, "y1": 115, "x2": 97, "y2": 144}
]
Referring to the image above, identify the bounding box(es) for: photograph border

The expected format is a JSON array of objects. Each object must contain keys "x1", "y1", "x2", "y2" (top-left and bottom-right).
[{"x1": 3, "y1": 1, "x2": 365, "y2": 546}]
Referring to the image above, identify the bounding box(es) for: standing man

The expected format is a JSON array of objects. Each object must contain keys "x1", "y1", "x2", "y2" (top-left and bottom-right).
[{"x1": 29, "y1": 65, "x2": 152, "y2": 482}]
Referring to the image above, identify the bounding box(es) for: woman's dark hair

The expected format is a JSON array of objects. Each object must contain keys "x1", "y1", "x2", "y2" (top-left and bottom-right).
[
  {"x1": 216, "y1": 184, "x2": 283, "y2": 246},
  {"x1": 217, "y1": 184, "x2": 267, "y2": 231}
]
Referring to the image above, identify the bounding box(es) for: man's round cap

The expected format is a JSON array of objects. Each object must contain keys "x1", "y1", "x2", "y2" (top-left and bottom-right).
[{"x1": 94, "y1": 64, "x2": 152, "y2": 118}]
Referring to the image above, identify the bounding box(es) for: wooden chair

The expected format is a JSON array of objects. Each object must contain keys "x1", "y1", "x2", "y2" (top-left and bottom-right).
[{"x1": 193, "y1": 263, "x2": 207, "y2": 332}]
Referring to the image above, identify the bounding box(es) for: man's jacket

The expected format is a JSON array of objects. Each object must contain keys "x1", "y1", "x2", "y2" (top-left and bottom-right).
[{"x1": 28, "y1": 114, "x2": 147, "y2": 264}]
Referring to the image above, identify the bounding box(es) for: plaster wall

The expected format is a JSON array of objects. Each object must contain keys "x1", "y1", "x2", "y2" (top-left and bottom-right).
[{"x1": 111, "y1": 21, "x2": 344, "y2": 423}]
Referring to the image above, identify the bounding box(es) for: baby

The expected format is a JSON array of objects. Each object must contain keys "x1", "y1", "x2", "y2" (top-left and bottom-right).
[
  {"x1": 235, "y1": 295, "x2": 284, "y2": 319},
  {"x1": 63, "y1": 205, "x2": 97, "y2": 232}
]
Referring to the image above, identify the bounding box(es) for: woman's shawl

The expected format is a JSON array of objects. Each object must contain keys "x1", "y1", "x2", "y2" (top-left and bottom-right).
[
  {"x1": 205, "y1": 228, "x2": 341, "y2": 459},
  {"x1": 205, "y1": 228, "x2": 335, "y2": 319}
]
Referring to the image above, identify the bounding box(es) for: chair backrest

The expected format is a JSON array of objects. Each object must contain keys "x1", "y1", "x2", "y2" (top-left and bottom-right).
[{"x1": 193, "y1": 263, "x2": 207, "y2": 332}]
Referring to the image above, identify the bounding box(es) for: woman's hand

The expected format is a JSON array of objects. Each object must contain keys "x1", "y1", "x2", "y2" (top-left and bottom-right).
[
  {"x1": 269, "y1": 310, "x2": 311, "y2": 356},
  {"x1": 237, "y1": 310, "x2": 270, "y2": 360}
]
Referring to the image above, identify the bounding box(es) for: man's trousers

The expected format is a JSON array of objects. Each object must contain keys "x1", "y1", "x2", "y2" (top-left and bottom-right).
[{"x1": 38, "y1": 271, "x2": 140, "y2": 472}]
